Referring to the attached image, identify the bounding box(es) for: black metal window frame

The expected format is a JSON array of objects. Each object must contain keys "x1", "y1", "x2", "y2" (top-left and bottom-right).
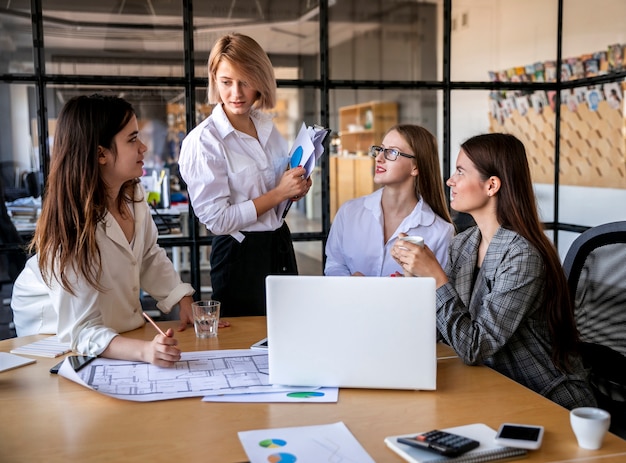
[{"x1": 2, "y1": 0, "x2": 625, "y2": 287}]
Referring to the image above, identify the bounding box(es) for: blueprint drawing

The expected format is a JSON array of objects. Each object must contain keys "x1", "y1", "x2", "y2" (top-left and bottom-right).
[{"x1": 59, "y1": 349, "x2": 272, "y2": 402}]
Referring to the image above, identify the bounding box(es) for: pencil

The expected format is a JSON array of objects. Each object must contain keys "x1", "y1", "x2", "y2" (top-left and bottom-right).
[{"x1": 142, "y1": 312, "x2": 168, "y2": 337}]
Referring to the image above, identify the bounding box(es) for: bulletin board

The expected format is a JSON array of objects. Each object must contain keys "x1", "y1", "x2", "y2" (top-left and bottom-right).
[{"x1": 489, "y1": 86, "x2": 626, "y2": 189}]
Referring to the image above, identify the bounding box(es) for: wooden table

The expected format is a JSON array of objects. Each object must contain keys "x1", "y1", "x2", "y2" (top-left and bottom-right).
[{"x1": 1, "y1": 317, "x2": 625, "y2": 462}]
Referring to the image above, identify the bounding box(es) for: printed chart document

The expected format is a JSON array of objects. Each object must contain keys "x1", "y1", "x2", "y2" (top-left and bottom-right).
[
  {"x1": 58, "y1": 349, "x2": 329, "y2": 402},
  {"x1": 203, "y1": 387, "x2": 338, "y2": 403},
  {"x1": 385, "y1": 423, "x2": 527, "y2": 463},
  {"x1": 239, "y1": 421, "x2": 375, "y2": 463},
  {"x1": 279, "y1": 122, "x2": 331, "y2": 219}
]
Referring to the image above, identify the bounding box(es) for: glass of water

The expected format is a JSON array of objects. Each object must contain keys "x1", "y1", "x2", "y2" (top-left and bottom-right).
[{"x1": 192, "y1": 300, "x2": 221, "y2": 338}]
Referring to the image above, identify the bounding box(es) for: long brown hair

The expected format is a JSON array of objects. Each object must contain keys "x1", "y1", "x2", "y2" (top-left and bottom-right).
[
  {"x1": 461, "y1": 133, "x2": 579, "y2": 371},
  {"x1": 391, "y1": 124, "x2": 453, "y2": 225},
  {"x1": 31, "y1": 94, "x2": 138, "y2": 294}
]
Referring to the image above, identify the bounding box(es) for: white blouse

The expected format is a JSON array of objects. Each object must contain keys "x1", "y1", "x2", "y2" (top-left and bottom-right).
[
  {"x1": 178, "y1": 104, "x2": 290, "y2": 242},
  {"x1": 11, "y1": 183, "x2": 194, "y2": 356},
  {"x1": 324, "y1": 188, "x2": 455, "y2": 276}
]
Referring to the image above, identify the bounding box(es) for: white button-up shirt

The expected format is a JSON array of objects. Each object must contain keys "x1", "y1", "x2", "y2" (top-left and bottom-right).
[
  {"x1": 178, "y1": 104, "x2": 290, "y2": 241},
  {"x1": 11, "y1": 184, "x2": 194, "y2": 356},
  {"x1": 324, "y1": 188, "x2": 455, "y2": 276}
]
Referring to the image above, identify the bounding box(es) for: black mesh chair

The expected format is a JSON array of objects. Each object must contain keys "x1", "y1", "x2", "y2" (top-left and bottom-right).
[{"x1": 563, "y1": 221, "x2": 626, "y2": 438}]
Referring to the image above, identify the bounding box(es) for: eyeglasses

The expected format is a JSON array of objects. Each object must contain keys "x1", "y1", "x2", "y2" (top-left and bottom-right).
[{"x1": 369, "y1": 145, "x2": 416, "y2": 161}]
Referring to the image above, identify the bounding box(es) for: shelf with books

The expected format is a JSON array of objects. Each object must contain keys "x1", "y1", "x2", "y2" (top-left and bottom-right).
[{"x1": 338, "y1": 101, "x2": 398, "y2": 155}]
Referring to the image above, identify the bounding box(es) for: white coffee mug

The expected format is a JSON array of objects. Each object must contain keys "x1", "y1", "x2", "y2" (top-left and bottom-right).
[
  {"x1": 570, "y1": 407, "x2": 611, "y2": 450},
  {"x1": 398, "y1": 236, "x2": 424, "y2": 248}
]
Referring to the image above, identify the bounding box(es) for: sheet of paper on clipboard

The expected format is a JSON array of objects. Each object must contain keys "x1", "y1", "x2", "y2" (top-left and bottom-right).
[
  {"x1": 279, "y1": 123, "x2": 331, "y2": 219},
  {"x1": 290, "y1": 122, "x2": 330, "y2": 177}
]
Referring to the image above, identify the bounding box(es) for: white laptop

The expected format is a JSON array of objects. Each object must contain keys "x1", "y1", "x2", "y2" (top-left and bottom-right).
[{"x1": 265, "y1": 275, "x2": 437, "y2": 390}]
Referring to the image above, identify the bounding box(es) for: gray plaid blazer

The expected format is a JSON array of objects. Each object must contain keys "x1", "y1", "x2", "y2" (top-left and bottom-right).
[{"x1": 435, "y1": 225, "x2": 595, "y2": 409}]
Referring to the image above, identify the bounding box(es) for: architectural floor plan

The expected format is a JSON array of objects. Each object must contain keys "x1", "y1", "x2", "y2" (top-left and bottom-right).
[{"x1": 60, "y1": 349, "x2": 272, "y2": 401}]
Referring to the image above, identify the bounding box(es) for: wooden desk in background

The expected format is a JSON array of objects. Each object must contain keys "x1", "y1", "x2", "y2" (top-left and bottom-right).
[{"x1": 1, "y1": 317, "x2": 626, "y2": 463}]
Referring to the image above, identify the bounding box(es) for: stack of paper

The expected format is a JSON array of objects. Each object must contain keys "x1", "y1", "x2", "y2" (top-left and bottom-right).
[
  {"x1": 10, "y1": 335, "x2": 72, "y2": 358},
  {"x1": 58, "y1": 349, "x2": 339, "y2": 403},
  {"x1": 279, "y1": 123, "x2": 331, "y2": 218}
]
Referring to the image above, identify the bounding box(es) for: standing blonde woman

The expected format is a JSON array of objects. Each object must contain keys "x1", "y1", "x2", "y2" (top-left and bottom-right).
[{"x1": 179, "y1": 33, "x2": 311, "y2": 316}]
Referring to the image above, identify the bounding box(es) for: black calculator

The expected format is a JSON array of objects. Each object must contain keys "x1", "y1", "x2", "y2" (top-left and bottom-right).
[{"x1": 397, "y1": 430, "x2": 480, "y2": 457}]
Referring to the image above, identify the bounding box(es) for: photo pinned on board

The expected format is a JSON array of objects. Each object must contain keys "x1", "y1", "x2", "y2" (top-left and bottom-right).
[
  {"x1": 585, "y1": 86, "x2": 603, "y2": 112},
  {"x1": 603, "y1": 82, "x2": 623, "y2": 110}
]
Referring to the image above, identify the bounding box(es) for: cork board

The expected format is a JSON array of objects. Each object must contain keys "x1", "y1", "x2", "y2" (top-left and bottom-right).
[{"x1": 489, "y1": 96, "x2": 626, "y2": 189}]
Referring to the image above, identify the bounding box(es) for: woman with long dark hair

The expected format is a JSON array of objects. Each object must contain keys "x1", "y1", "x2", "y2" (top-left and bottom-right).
[
  {"x1": 11, "y1": 94, "x2": 202, "y2": 366},
  {"x1": 392, "y1": 132, "x2": 594, "y2": 409}
]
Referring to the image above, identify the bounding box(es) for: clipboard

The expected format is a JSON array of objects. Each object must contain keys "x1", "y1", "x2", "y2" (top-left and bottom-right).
[{"x1": 281, "y1": 124, "x2": 331, "y2": 219}]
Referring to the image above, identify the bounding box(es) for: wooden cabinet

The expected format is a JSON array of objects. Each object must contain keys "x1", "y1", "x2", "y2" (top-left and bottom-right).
[
  {"x1": 330, "y1": 101, "x2": 398, "y2": 220},
  {"x1": 338, "y1": 101, "x2": 398, "y2": 155}
]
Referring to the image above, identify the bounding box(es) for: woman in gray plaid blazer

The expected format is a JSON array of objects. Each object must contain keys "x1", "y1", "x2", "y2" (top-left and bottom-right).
[{"x1": 391, "y1": 133, "x2": 594, "y2": 410}]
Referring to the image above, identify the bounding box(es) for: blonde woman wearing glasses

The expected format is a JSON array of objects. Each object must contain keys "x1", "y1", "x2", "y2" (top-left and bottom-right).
[{"x1": 324, "y1": 124, "x2": 454, "y2": 276}]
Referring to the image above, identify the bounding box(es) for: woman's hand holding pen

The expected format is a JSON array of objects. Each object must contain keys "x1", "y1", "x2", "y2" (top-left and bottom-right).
[
  {"x1": 142, "y1": 312, "x2": 182, "y2": 367},
  {"x1": 148, "y1": 328, "x2": 182, "y2": 367}
]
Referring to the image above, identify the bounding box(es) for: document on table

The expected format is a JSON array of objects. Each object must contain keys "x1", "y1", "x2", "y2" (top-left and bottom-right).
[
  {"x1": 0, "y1": 352, "x2": 36, "y2": 372},
  {"x1": 58, "y1": 349, "x2": 326, "y2": 402},
  {"x1": 10, "y1": 335, "x2": 71, "y2": 358},
  {"x1": 202, "y1": 387, "x2": 338, "y2": 403},
  {"x1": 238, "y1": 421, "x2": 375, "y2": 463}
]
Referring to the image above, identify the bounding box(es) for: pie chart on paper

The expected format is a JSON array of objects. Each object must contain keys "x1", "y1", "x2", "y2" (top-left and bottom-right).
[
  {"x1": 259, "y1": 438, "x2": 287, "y2": 448},
  {"x1": 286, "y1": 391, "x2": 325, "y2": 398},
  {"x1": 267, "y1": 453, "x2": 297, "y2": 463}
]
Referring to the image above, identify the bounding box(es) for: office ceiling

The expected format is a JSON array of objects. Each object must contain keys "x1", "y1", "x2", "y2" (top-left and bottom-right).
[{"x1": 0, "y1": 0, "x2": 437, "y2": 58}]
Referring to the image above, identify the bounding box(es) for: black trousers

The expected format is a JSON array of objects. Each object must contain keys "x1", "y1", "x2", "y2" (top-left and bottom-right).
[{"x1": 209, "y1": 222, "x2": 298, "y2": 317}]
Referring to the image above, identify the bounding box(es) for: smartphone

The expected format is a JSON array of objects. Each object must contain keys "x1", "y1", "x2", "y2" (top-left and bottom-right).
[
  {"x1": 50, "y1": 355, "x2": 97, "y2": 374},
  {"x1": 250, "y1": 337, "x2": 268, "y2": 350},
  {"x1": 494, "y1": 423, "x2": 544, "y2": 449}
]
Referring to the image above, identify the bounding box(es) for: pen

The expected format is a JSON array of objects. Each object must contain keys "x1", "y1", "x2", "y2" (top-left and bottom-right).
[
  {"x1": 281, "y1": 199, "x2": 293, "y2": 219},
  {"x1": 142, "y1": 312, "x2": 168, "y2": 337}
]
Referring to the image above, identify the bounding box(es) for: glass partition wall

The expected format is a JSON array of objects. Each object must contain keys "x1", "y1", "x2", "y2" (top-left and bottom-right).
[
  {"x1": 449, "y1": 0, "x2": 626, "y2": 256},
  {"x1": 1, "y1": 0, "x2": 625, "y2": 295}
]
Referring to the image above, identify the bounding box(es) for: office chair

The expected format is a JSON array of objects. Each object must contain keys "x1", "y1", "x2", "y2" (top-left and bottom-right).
[{"x1": 563, "y1": 221, "x2": 626, "y2": 438}]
